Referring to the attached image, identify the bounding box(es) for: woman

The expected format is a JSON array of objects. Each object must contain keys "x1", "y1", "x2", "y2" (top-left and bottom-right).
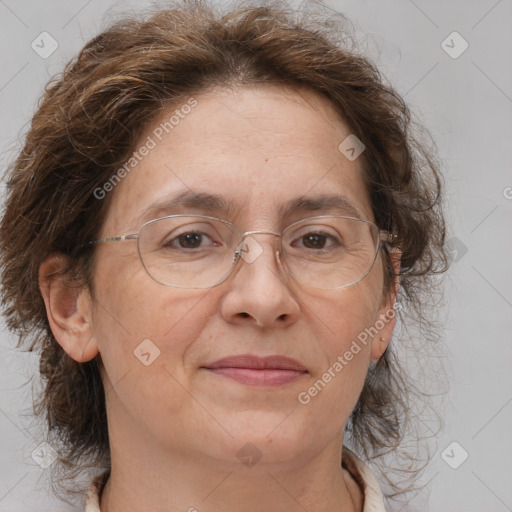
[{"x1": 0, "y1": 1, "x2": 448, "y2": 511}]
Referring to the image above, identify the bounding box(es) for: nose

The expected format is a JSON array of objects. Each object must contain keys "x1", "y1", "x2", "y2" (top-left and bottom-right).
[{"x1": 219, "y1": 232, "x2": 301, "y2": 328}]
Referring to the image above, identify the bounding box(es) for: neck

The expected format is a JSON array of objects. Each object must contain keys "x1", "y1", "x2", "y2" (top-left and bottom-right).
[
  {"x1": 97, "y1": 385, "x2": 364, "y2": 512},
  {"x1": 98, "y1": 434, "x2": 363, "y2": 512}
]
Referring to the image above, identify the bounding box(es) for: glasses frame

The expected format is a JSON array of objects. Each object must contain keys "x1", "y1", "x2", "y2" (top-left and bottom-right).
[{"x1": 87, "y1": 214, "x2": 397, "y2": 290}]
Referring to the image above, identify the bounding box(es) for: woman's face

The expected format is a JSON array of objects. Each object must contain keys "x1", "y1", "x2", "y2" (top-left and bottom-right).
[{"x1": 85, "y1": 85, "x2": 396, "y2": 468}]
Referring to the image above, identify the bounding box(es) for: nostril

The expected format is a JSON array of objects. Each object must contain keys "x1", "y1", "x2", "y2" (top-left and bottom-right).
[{"x1": 240, "y1": 312, "x2": 250, "y2": 318}]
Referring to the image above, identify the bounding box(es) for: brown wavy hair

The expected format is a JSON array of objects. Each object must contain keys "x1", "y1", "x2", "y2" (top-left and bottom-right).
[{"x1": 0, "y1": 0, "x2": 449, "y2": 506}]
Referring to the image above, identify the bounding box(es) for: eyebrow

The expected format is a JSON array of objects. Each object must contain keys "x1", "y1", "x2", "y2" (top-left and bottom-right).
[{"x1": 136, "y1": 190, "x2": 364, "y2": 226}]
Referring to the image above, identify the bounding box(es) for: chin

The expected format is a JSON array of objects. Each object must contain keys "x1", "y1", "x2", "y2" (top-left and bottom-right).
[{"x1": 218, "y1": 416, "x2": 312, "y2": 463}]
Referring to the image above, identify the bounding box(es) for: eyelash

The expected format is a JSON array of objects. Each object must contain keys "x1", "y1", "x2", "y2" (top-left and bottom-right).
[{"x1": 164, "y1": 230, "x2": 340, "y2": 251}]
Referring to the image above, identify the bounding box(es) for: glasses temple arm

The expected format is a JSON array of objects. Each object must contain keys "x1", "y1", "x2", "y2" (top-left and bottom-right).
[
  {"x1": 86, "y1": 234, "x2": 139, "y2": 246},
  {"x1": 379, "y1": 230, "x2": 398, "y2": 246}
]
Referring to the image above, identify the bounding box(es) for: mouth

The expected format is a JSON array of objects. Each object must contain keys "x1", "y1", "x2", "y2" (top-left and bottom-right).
[{"x1": 201, "y1": 354, "x2": 308, "y2": 387}]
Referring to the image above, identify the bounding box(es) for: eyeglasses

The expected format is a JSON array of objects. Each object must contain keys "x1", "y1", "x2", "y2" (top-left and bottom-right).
[{"x1": 88, "y1": 215, "x2": 396, "y2": 290}]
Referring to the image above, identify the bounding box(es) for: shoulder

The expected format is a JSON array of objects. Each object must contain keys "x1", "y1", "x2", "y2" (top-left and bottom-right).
[
  {"x1": 342, "y1": 446, "x2": 387, "y2": 512},
  {"x1": 84, "y1": 471, "x2": 109, "y2": 512}
]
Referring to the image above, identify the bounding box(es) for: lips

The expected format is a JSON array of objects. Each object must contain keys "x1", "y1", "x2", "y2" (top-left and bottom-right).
[
  {"x1": 201, "y1": 355, "x2": 308, "y2": 387},
  {"x1": 202, "y1": 354, "x2": 307, "y2": 372}
]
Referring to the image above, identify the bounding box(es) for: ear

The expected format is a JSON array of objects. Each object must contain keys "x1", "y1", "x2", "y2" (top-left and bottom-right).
[
  {"x1": 370, "y1": 249, "x2": 401, "y2": 361},
  {"x1": 39, "y1": 253, "x2": 99, "y2": 362}
]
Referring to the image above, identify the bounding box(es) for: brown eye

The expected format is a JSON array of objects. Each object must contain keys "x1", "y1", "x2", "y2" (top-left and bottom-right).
[
  {"x1": 292, "y1": 230, "x2": 340, "y2": 251},
  {"x1": 176, "y1": 232, "x2": 204, "y2": 249},
  {"x1": 301, "y1": 233, "x2": 329, "y2": 249}
]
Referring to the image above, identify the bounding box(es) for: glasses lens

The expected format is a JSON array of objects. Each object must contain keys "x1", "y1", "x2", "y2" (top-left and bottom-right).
[
  {"x1": 281, "y1": 217, "x2": 380, "y2": 289},
  {"x1": 136, "y1": 215, "x2": 381, "y2": 289},
  {"x1": 137, "y1": 216, "x2": 240, "y2": 288}
]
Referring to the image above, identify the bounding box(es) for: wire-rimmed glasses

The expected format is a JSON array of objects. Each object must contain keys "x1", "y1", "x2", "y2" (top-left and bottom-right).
[{"x1": 88, "y1": 214, "x2": 396, "y2": 290}]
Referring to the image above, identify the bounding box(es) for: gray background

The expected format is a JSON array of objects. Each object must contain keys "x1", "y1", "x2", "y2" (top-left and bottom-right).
[{"x1": 0, "y1": 0, "x2": 511, "y2": 510}]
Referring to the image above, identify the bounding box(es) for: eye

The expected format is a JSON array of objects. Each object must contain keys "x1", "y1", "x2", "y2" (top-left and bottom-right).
[
  {"x1": 291, "y1": 229, "x2": 341, "y2": 251},
  {"x1": 163, "y1": 229, "x2": 221, "y2": 250},
  {"x1": 174, "y1": 232, "x2": 207, "y2": 249}
]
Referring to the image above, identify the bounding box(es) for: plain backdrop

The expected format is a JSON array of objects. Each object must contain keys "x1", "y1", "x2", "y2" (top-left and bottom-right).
[{"x1": 0, "y1": 0, "x2": 511, "y2": 511}]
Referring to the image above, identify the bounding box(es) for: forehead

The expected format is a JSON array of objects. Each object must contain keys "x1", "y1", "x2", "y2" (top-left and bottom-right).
[{"x1": 102, "y1": 84, "x2": 372, "y2": 234}]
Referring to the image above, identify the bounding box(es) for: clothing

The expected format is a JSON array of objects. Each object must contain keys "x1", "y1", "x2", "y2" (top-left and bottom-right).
[
  {"x1": 84, "y1": 446, "x2": 386, "y2": 511},
  {"x1": 341, "y1": 446, "x2": 387, "y2": 512}
]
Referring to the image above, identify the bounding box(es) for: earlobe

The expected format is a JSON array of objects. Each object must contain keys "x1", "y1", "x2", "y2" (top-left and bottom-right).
[
  {"x1": 39, "y1": 253, "x2": 99, "y2": 363},
  {"x1": 370, "y1": 335, "x2": 392, "y2": 361}
]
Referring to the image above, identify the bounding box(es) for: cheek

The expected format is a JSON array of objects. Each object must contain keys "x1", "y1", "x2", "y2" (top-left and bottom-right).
[
  {"x1": 298, "y1": 280, "x2": 383, "y2": 416},
  {"x1": 91, "y1": 255, "x2": 216, "y2": 400},
  {"x1": 319, "y1": 293, "x2": 376, "y2": 379},
  {"x1": 93, "y1": 248, "x2": 211, "y2": 336},
  {"x1": 93, "y1": 278, "x2": 224, "y2": 440},
  {"x1": 311, "y1": 274, "x2": 383, "y2": 352}
]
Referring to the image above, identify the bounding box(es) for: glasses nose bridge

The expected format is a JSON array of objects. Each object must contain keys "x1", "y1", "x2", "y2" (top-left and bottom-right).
[
  {"x1": 240, "y1": 229, "x2": 283, "y2": 251},
  {"x1": 241, "y1": 229, "x2": 281, "y2": 239},
  {"x1": 234, "y1": 228, "x2": 283, "y2": 265}
]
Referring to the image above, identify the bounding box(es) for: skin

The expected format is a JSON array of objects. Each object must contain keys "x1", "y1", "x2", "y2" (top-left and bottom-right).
[{"x1": 39, "y1": 84, "x2": 399, "y2": 512}]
